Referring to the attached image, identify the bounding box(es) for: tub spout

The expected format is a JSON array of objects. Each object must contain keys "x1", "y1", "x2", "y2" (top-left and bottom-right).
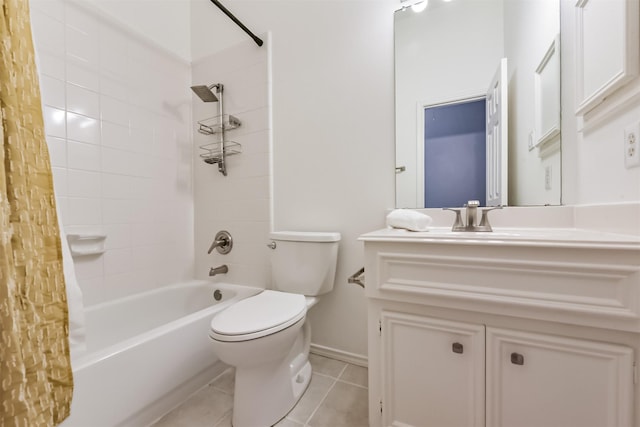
[{"x1": 209, "y1": 265, "x2": 229, "y2": 277}]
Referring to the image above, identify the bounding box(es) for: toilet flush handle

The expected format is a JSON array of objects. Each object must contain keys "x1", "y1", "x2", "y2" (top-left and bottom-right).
[{"x1": 266, "y1": 241, "x2": 277, "y2": 249}]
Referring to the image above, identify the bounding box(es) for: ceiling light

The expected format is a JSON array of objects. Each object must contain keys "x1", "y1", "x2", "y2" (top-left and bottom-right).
[{"x1": 411, "y1": 0, "x2": 428, "y2": 12}]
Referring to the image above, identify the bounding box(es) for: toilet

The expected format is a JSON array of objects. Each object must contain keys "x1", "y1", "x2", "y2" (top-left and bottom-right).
[{"x1": 209, "y1": 231, "x2": 341, "y2": 427}]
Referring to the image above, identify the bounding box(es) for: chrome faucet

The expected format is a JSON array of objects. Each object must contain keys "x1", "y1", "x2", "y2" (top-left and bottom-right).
[
  {"x1": 209, "y1": 265, "x2": 229, "y2": 277},
  {"x1": 443, "y1": 200, "x2": 502, "y2": 232}
]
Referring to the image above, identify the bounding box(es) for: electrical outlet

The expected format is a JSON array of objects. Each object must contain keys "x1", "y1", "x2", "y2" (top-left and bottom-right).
[
  {"x1": 545, "y1": 165, "x2": 552, "y2": 190},
  {"x1": 624, "y1": 122, "x2": 640, "y2": 168}
]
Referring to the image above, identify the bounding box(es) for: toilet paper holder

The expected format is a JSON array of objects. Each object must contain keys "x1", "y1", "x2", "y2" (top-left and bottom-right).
[{"x1": 348, "y1": 267, "x2": 365, "y2": 288}]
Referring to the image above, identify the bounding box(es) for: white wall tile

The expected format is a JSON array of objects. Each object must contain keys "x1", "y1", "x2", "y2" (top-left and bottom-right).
[
  {"x1": 67, "y1": 62, "x2": 100, "y2": 92},
  {"x1": 40, "y1": 75, "x2": 65, "y2": 109},
  {"x1": 103, "y1": 224, "x2": 133, "y2": 250},
  {"x1": 103, "y1": 270, "x2": 156, "y2": 298},
  {"x1": 56, "y1": 197, "x2": 69, "y2": 224},
  {"x1": 104, "y1": 248, "x2": 135, "y2": 275},
  {"x1": 47, "y1": 136, "x2": 67, "y2": 168},
  {"x1": 133, "y1": 202, "x2": 158, "y2": 224},
  {"x1": 32, "y1": 0, "x2": 194, "y2": 303},
  {"x1": 68, "y1": 169, "x2": 101, "y2": 198},
  {"x1": 102, "y1": 198, "x2": 134, "y2": 224},
  {"x1": 66, "y1": 197, "x2": 102, "y2": 225},
  {"x1": 67, "y1": 112, "x2": 100, "y2": 144},
  {"x1": 101, "y1": 147, "x2": 131, "y2": 175},
  {"x1": 43, "y1": 106, "x2": 66, "y2": 138},
  {"x1": 129, "y1": 106, "x2": 155, "y2": 132},
  {"x1": 51, "y1": 167, "x2": 68, "y2": 196},
  {"x1": 129, "y1": 128, "x2": 153, "y2": 154},
  {"x1": 231, "y1": 107, "x2": 270, "y2": 137},
  {"x1": 67, "y1": 140, "x2": 100, "y2": 171},
  {"x1": 67, "y1": 84, "x2": 99, "y2": 118},
  {"x1": 101, "y1": 122, "x2": 130, "y2": 151},
  {"x1": 36, "y1": 51, "x2": 65, "y2": 81},
  {"x1": 73, "y1": 255, "x2": 104, "y2": 280},
  {"x1": 102, "y1": 173, "x2": 135, "y2": 199},
  {"x1": 129, "y1": 246, "x2": 157, "y2": 272},
  {"x1": 64, "y1": 225, "x2": 105, "y2": 238},
  {"x1": 30, "y1": 0, "x2": 65, "y2": 21},
  {"x1": 100, "y1": 76, "x2": 128, "y2": 101},
  {"x1": 99, "y1": 28, "x2": 128, "y2": 78},
  {"x1": 65, "y1": 26, "x2": 99, "y2": 68},
  {"x1": 131, "y1": 222, "x2": 158, "y2": 247},
  {"x1": 75, "y1": 276, "x2": 104, "y2": 306},
  {"x1": 30, "y1": 11, "x2": 65, "y2": 55},
  {"x1": 100, "y1": 95, "x2": 129, "y2": 126},
  {"x1": 64, "y1": 3, "x2": 99, "y2": 35}
]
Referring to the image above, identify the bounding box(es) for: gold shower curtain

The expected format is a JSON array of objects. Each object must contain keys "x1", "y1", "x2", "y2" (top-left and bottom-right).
[{"x1": 0, "y1": 0, "x2": 73, "y2": 425}]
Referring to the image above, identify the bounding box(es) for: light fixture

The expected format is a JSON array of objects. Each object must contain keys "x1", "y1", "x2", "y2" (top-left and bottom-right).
[
  {"x1": 398, "y1": 0, "x2": 428, "y2": 12},
  {"x1": 411, "y1": 0, "x2": 428, "y2": 12}
]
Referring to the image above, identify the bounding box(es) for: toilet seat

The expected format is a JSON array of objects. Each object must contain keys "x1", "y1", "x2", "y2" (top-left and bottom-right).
[{"x1": 210, "y1": 291, "x2": 306, "y2": 342}]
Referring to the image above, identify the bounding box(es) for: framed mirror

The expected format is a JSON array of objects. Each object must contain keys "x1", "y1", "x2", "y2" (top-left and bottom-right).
[{"x1": 395, "y1": 0, "x2": 561, "y2": 208}]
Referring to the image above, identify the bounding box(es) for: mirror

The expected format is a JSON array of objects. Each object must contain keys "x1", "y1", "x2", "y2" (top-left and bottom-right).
[{"x1": 395, "y1": 0, "x2": 561, "y2": 208}]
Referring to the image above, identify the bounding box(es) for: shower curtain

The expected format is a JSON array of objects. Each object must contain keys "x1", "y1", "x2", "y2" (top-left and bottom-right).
[{"x1": 0, "y1": 0, "x2": 73, "y2": 425}]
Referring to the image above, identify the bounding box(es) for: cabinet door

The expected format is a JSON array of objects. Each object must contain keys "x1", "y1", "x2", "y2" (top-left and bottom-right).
[
  {"x1": 486, "y1": 327, "x2": 634, "y2": 427},
  {"x1": 380, "y1": 311, "x2": 485, "y2": 427}
]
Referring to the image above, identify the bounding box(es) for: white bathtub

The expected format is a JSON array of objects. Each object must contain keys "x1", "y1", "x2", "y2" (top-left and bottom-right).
[{"x1": 61, "y1": 281, "x2": 262, "y2": 427}]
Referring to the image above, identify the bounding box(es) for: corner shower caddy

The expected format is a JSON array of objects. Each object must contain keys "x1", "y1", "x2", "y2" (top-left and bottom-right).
[{"x1": 193, "y1": 83, "x2": 242, "y2": 176}]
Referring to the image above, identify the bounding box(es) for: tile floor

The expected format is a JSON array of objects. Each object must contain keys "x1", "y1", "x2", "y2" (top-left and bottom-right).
[{"x1": 151, "y1": 354, "x2": 369, "y2": 427}]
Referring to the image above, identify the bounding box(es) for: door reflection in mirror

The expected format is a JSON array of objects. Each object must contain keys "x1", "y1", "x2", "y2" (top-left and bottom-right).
[{"x1": 423, "y1": 98, "x2": 486, "y2": 208}]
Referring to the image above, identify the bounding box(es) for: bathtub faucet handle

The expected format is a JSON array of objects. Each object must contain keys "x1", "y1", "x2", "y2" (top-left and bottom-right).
[
  {"x1": 208, "y1": 230, "x2": 233, "y2": 255},
  {"x1": 209, "y1": 265, "x2": 229, "y2": 277}
]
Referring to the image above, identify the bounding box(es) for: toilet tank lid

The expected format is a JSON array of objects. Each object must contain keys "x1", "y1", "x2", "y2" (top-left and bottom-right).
[{"x1": 269, "y1": 231, "x2": 341, "y2": 242}]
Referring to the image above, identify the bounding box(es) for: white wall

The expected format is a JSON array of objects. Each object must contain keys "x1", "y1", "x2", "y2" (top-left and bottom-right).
[
  {"x1": 30, "y1": 0, "x2": 638, "y2": 361},
  {"x1": 560, "y1": 0, "x2": 640, "y2": 205},
  {"x1": 191, "y1": 1, "x2": 396, "y2": 358},
  {"x1": 394, "y1": 0, "x2": 504, "y2": 208},
  {"x1": 31, "y1": 0, "x2": 194, "y2": 304},
  {"x1": 79, "y1": 0, "x2": 191, "y2": 61},
  {"x1": 504, "y1": 0, "x2": 561, "y2": 205},
  {"x1": 192, "y1": 37, "x2": 271, "y2": 286}
]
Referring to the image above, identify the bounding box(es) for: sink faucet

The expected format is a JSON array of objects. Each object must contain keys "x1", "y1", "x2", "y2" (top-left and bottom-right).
[
  {"x1": 443, "y1": 200, "x2": 502, "y2": 232},
  {"x1": 209, "y1": 265, "x2": 229, "y2": 277}
]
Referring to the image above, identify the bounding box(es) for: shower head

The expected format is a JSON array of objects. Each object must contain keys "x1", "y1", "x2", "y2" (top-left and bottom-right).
[{"x1": 190, "y1": 84, "x2": 220, "y2": 102}]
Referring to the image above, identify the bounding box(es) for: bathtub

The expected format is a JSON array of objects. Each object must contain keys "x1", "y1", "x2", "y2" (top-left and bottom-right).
[{"x1": 61, "y1": 280, "x2": 262, "y2": 427}]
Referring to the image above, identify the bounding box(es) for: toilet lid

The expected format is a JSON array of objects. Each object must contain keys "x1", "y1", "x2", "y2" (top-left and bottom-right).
[{"x1": 210, "y1": 291, "x2": 306, "y2": 342}]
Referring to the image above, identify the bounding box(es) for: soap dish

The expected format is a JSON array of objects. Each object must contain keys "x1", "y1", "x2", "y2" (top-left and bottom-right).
[{"x1": 66, "y1": 234, "x2": 107, "y2": 257}]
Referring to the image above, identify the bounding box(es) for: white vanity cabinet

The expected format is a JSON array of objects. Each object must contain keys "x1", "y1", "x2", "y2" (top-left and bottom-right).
[
  {"x1": 486, "y1": 327, "x2": 634, "y2": 427},
  {"x1": 380, "y1": 311, "x2": 485, "y2": 427},
  {"x1": 362, "y1": 228, "x2": 640, "y2": 427}
]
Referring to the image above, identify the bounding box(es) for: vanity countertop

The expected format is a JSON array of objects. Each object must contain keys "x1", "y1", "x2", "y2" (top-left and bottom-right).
[{"x1": 360, "y1": 227, "x2": 640, "y2": 249}]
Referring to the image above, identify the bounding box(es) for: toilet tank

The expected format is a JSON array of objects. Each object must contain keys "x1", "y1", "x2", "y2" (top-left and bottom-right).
[{"x1": 269, "y1": 231, "x2": 341, "y2": 296}]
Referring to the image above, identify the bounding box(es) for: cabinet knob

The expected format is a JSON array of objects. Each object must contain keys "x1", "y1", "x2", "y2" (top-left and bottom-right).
[
  {"x1": 510, "y1": 352, "x2": 524, "y2": 365},
  {"x1": 452, "y1": 342, "x2": 464, "y2": 354}
]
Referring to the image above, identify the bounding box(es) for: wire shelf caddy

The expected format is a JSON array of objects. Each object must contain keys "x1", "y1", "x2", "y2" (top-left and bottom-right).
[{"x1": 197, "y1": 114, "x2": 241, "y2": 136}]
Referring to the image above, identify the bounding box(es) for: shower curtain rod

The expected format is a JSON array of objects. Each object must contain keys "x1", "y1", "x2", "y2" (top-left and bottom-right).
[{"x1": 209, "y1": 0, "x2": 264, "y2": 47}]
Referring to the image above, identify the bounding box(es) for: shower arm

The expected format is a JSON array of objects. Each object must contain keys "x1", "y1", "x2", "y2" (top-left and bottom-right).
[{"x1": 209, "y1": 0, "x2": 264, "y2": 47}]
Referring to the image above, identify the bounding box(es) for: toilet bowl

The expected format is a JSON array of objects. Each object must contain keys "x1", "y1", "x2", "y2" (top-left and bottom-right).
[{"x1": 209, "y1": 231, "x2": 340, "y2": 427}]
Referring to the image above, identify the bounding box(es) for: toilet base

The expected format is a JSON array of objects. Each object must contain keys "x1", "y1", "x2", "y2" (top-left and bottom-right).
[{"x1": 232, "y1": 359, "x2": 312, "y2": 427}]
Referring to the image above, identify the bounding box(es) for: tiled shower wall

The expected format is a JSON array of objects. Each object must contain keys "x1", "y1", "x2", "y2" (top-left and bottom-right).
[
  {"x1": 30, "y1": 0, "x2": 194, "y2": 305},
  {"x1": 192, "y1": 38, "x2": 272, "y2": 288}
]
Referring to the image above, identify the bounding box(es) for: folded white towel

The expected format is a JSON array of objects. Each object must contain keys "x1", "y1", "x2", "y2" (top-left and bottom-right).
[{"x1": 386, "y1": 209, "x2": 433, "y2": 232}]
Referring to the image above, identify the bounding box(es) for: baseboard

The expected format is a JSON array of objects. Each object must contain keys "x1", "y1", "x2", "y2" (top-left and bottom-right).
[{"x1": 310, "y1": 343, "x2": 368, "y2": 368}]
